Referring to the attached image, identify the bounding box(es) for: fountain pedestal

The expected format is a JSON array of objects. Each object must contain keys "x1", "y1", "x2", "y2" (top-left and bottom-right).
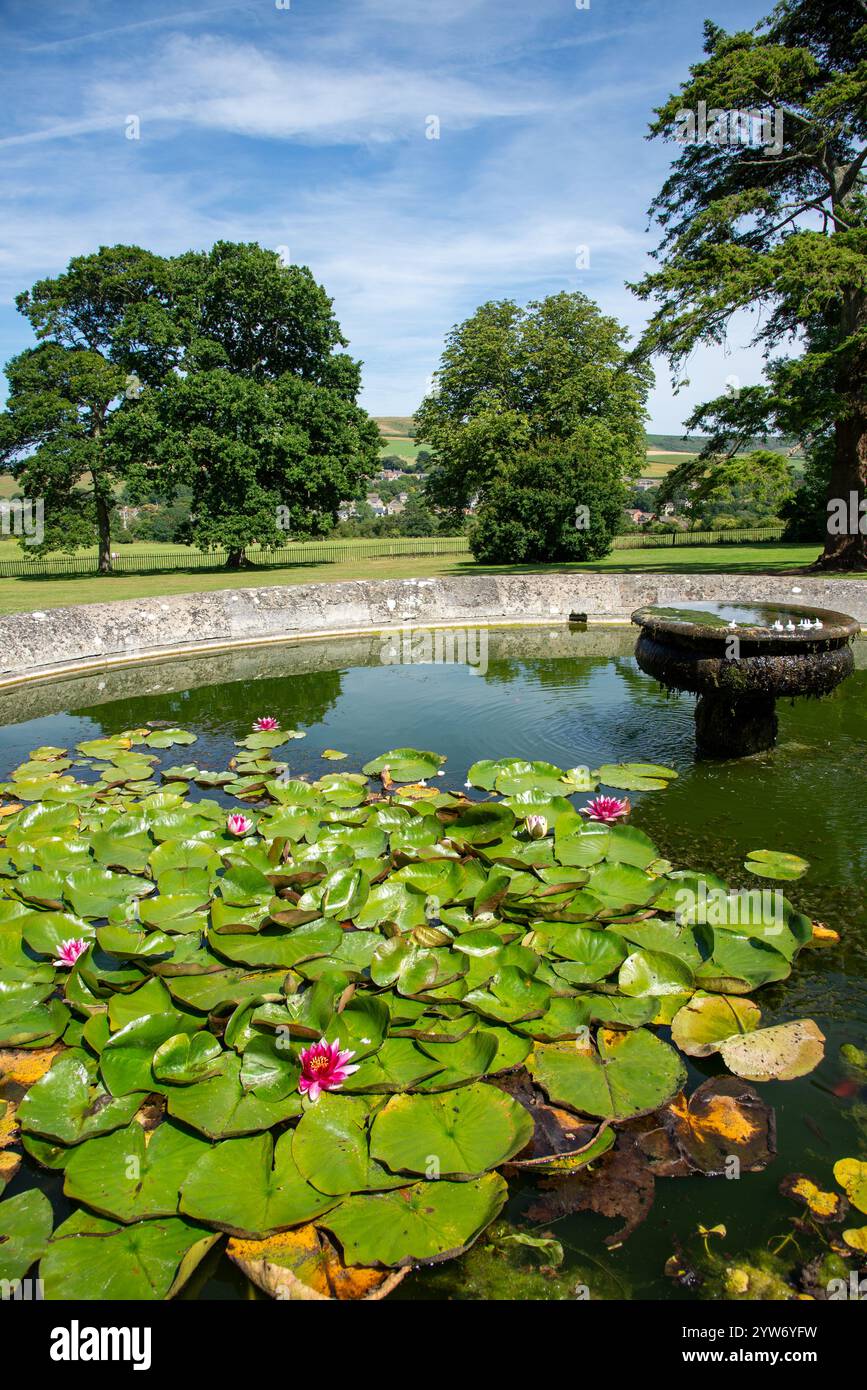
[
  {"x1": 694, "y1": 692, "x2": 778, "y2": 758},
  {"x1": 632, "y1": 602, "x2": 859, "y2": 759}
]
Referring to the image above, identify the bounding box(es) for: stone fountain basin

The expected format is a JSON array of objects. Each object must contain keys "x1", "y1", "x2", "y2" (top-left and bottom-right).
[{"x1": 631, "y1": 601, "x2": 860, "y2": 699}]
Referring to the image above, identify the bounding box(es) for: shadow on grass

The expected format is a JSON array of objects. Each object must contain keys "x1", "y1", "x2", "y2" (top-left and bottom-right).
[
  {"x1": 8, "y1": 560, "x2": 325, "y2": 584},
  {"x1": 446, "y1": 557, "x2": 822, "y2": 577}
]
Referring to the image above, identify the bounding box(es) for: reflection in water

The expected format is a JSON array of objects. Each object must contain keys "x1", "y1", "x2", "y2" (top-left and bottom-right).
[{"x1": 0, "y1": 626, "x2": 865, "y2": 1301}]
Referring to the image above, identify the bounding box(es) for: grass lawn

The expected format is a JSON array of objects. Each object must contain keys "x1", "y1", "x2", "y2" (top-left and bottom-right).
[{"x1": 0, "y1": 543, "x2": 856, "y2": 615}]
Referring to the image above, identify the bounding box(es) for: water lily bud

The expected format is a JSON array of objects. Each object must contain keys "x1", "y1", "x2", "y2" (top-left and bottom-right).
[{"x1": 526, "y1": 814, "x2": 548, "y2": 839}]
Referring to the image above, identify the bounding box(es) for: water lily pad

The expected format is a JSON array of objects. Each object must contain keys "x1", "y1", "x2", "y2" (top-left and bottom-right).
[
  {"x1": 842, "y1": 1226, "x2": 867, "y2": 1252},
  {"x1": 292, "y1": 1093, "x2": 407, "y2": 1195},
  {"x1": 226, "y1": 1225, "x2": 408, "y2": 1300},
  {"x1": 594, "y1": 762, "x2": 677, "y2": 792},
  {"x1": 65, "y1": 866, "x2": 155, "y2": 918},
  {"x1": 695, "y1": 929, "x2": 791, "y2": 992},
  {"x1": 0, "y1": 1189, "x2": 53, "y2": 1281},
  {"x1": 152, "y1": 1031, "x2": 224, "y2": 1085},
  {"x1": 671, "y1": 992, "x2": 762, "y2": 1058},
  {"x1": 239, "y1": 1033, "x2": 301, "y2": 1101},
  {"x1": 487, "y1": 760, "x2": 570, "y2": 797},
  {"x1": 834, "y1": 1158, "x2": 867, "y2": 1214},
  {"x1": 362, "y1": 749, "x2": 445, "y2": 782},
  {"x1": 548, "y1": 926, "x2": 628, "y2": 984},
  {"x1": 344, "y1": 1038, "x2": 444, "y2": 1093},
  {"x1": 180, "y1": 1130, "x2": 337, "y2": 1236},
  {"x1": 19, "y1": 1053, "x2": 146, "y2": 1145},
  {"x1": 464, "y1": 966, "x2": 551, "y2": 1024},
  {"x1": 142, "y1": 728, "x2": 198, "y2": 749},
  {"x1": 40, "y1": 1210, "x2": 218, "y2": 1299},
  {"x1": 441, "y1": 803, "x2": 516, "y2": 845},
  {"x1": 100, "y1": 1012, "x2": 203, "y2": 1095},
  {"x1": 321, "y1": 866, "x2": 370, "y2": 918},
  {"x1": 166, "y1": 1053, "x2": 302, "y2": 1136},
  {"x1": 743, "y1": 850, "x2": 809, "y2": 881},
  {"x1": 587, "y1": 862, "x2": 663, "y2": 908},
  {"x1": 781, "y1": 1173, "x2": 847, "y2": 1221},
  {"x1": 651, "y1": 1076, "x2": 776, "y2": 1177},
  {"x1": 64, "y1": 1121, "x2": 210, "y2": 1222},
  {"x1": 369, "y1": 1082, "x2": 533, "y2": 1178},
  {"x1": 618, "y1": 948, "x2": 695, "y2": 997},
  {"x1": 528, "y1": 1028, "x2": 686, "y2": 1121},
  {"x1": 717, "y1": 1019, "x2": 825, "y2": 1081},
  {"x1": 414, "y1": 1031, "x2": 499, "y2": 1088},
  {"x1": 320, "y1": 1172, "x2": 508, "y2": 1267},
  {"x1": 209, "y1": 922, "x2": 342, "y2": 970}
]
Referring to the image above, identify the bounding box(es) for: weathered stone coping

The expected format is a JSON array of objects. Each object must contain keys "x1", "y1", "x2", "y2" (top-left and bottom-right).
[{"x1": 2, "y1": 571, "x2": 866, "y2": 689}]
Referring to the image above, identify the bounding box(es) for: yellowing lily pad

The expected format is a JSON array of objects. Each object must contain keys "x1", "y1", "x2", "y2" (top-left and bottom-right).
[
  {"x1": 834, "y1": 1158, "x2": 867, "y2": 1214},
  {"x1": 717, "y1": 1020, "x2": 825, "y2": 1082}
]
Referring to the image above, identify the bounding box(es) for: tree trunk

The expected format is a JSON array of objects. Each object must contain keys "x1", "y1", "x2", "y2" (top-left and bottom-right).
[
  {"x1": 813, "y1": 409, "x2": 867, "y2": 571},
  {"x1": 95, "y1": 492, "x2": 113, "y2": 574},
  {"x1": 226, "y1": 548, "x2": 248, "y2": 570},
  {"x1": 814, "y1": 273, "x2": 867, "y2": 572}
]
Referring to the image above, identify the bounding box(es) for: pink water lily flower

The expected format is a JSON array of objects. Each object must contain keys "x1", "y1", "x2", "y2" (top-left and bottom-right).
[
  {"x1": 54, "y1": 937, "x2": 88, "y2": 968},
  {"x1": 253, "y1": 716, "x2": 280, "y2": 731},
  {"x1": 226, "y1": 812, "x2": 253, "y2": 837},
  {"x1": 580, "y1": 794, "x2": 631, "y2": 824},
  {"x1": 298, "y1": 1038, "x2": 359, "y2": 1103}
]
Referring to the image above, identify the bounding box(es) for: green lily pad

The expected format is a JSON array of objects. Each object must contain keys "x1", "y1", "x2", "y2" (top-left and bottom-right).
[
  {"x1": 594, "y1": 762, "x2": 678, "y2": 791},
  {"x1": 442, "y1": 803, "x2": 516, "y2": 845},
  {"x1": 64, "y1": 1121, "x2": 210, "y2": 1222},
  {"x1": 152, "y1": 1031, "x2": 225, "y2": 1085},
  {"x1": 548, "y1": 926, "x2": 628, "y2": 984},
  {"x1": 18, "y1": 1052, "x2": 146, "y2": 1144},
  {"x1": 744, "y1": 850, "x2": 810, "y2": 881},
  {"x1": 0, "y1": 1189, "x2": 54, "y2": 1281},
  {"x1": 180, "y1": 1130, "x2": 336, "y2": 1236},
  {"x1": 320, "y1": 1173, "x2": 508, "y2": 1268},
  {"x1": 142, "y1": 728, "x2": 198, "y2": 749},
  {"x1": 292, "y1": 1093, "x2": 407, "y2": 1195},
  {"x1": 344, "y1": 1038, "x2": 443, "y2": 1093},
  {"x1": 40, "y1": 1210, "x2": 218, "y2": 1300},
  {"x1": 65, "y1": 866, "x2": 155, "y2": 918},
  {"x1": 618, "y1": 948, "x2": 695, "y2": 997},
  {"x1": 414, "y1": 1031, "x2": 499, "y2": 1088},
  {"x1": 100, "y1": 1012, "x2": 203, "y2": 1095},
  {"x1": 362, "y1": 749, "x2": 445, "y2": 782},
  {"x1": 369, "y1": 1082, "x2": 533, "y2": 1178},
  {"x1": 671, "y1": 992, "x2": 762, "y2": 1058},
  {"x1": 528, "y1": 1028, "x2": 686, "y2": 1121},
  {"x1": 238, "y1": 1033, "x2": 301, "y2": 1102},
  {"x1": 166, "y1": 1053, "x2": 302, "y2": 1137}
]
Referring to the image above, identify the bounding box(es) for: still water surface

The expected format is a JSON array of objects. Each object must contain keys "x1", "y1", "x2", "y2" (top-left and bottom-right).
[{"x1": 3, "y1": 627, "x2": 865, "y2": 1299}]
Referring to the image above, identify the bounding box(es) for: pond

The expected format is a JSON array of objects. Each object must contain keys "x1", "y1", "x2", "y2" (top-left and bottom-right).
[{"x1": 1, "y1": 625, "x2": 865, "y2": 1301}]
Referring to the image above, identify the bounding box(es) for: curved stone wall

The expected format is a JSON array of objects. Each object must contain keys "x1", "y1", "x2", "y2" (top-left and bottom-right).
[{"x1": 2, "y1": 571, "x2": 866, "y2": 686}]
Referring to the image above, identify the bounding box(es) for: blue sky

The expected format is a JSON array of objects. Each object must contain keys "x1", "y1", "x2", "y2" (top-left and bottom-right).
[{"x1": 1, "y1": 0, "x2": 774, "y2": 430}]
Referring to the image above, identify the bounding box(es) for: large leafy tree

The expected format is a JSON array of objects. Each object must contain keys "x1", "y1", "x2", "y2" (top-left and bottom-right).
[
  {"x1": 631, "y1": 0, "x2": 867, "y2": 569},
  {"x1": 416, "y1": 292, "x2": 651, "y2": 555},
  {"x1": 0, "y1": 246, "x2": 173, "y2": 571},
  {"x1": 470, "y1": 437, "x2": 629, "y2": 564},
  {"x1": 115, "y1": 242, "x2": 379, "y2": 566}
]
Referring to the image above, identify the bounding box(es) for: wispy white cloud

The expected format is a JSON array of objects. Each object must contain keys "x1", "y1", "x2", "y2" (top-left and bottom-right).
[
  {"x1": 1, "y1": 34, "x2": 560, "y2": 151},
  {"x1": 19, "y1": 3, "x2": 252, "y2": 54}
]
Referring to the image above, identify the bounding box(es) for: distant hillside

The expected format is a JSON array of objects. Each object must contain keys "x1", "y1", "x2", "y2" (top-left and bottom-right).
[
  {"x1": 646, "y1": 432, "x2": 804, "y2": 459},
  {"x1": 377, "y1": 422, "x2": 801, "y2": 458},
  {"x1": 375, "y1": 417, "x2": 416, "y2": 438}
]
